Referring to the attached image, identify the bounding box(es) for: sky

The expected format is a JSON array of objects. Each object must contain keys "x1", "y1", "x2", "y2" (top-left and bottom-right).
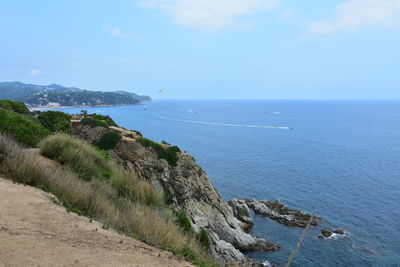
[{"x1": 1, "y1": 0, "x2": 400, "y2": 99}]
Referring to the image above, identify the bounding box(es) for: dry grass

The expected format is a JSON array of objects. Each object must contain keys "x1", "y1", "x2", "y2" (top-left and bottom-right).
[
  {"x1": 0, "y1": 133, "x2": 216, "y2": 267},
  {"x1": 39, "y1": 133, "x2": 160, "y2": 206},
  {"x1": 39, "y1": 134, "x2": 114, "y2": 180}
]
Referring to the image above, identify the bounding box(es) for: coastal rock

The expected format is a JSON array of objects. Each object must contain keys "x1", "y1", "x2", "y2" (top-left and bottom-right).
[
  {"x1": 321, "y1": 229, "x2": 332, "y2": 238},
  {"x1": 334, "y1": 229, "x2": 345, "y2": 235},
  {"x1": 319, "y1": 229, "x2": 345, "y2": 239},
  {"x1": 228, "y1": 198, "x2": 254, "y2": 230},
  {"x1": 244, "y1": 199, "x2": 321, "y2": 228},
  {"x1": 72, "y1": 125, "x2": 279, "y2": 265}
]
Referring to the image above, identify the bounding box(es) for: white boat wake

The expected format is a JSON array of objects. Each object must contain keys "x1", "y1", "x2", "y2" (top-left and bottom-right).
[{"x1": 158, "y1": 115, "x2": 293, "y2": 130}]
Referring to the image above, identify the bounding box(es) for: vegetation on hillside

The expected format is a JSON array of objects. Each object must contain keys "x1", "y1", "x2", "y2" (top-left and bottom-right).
[
  {"x1": 94, "y1": 131, "x2": 122, "y2": 150},
  {"x1": 37, "y1": 111, "x2": 71, "y2": 133},
  {"x1": 79, "y1": 113, "x2": 118, "y2": 128},
  {"x1": 39, "y1": 134, "x2": 160, "y2": 206},
  {"x1": 0, "y1": 99, "x2": 30, "y2": 114},
  {"x1": 0, "y1": 108, "x2": 50, "y2": 146},
  {"x1": 0, "y1": 81, "x2": 151, "y2": 106},
  {"x1": 175, "y1": 209, "x2": 194, "y2": 233},
  {"x1": 0, "y1": 100, "x2": 214, "y2": 266},
  {"x1": 0, "y1": 133, "x2": 215, "y2": 267},
  {"x1": 22, "y1": 88, "x2": 141, "y2": 106},
  {"x1": 0, "y1": 81, "x2": 40, "y2": 99},
  {"x1": 136, "y1": 137, "x2": 181, "y2": 167}
]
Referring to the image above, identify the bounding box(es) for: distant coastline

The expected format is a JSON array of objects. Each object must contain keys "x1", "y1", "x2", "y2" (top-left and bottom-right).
[
  {"x1": 28, "y1": 102, "x2": 149, "y2": 111},
  {"x1": 0, "y1": 81, "x2": 152, "y2": 109}
]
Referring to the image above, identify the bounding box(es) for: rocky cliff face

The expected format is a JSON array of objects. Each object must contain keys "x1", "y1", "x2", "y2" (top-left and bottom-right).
[{"x1": 73, "y1": 125, "x2": 278, "y2": 266}]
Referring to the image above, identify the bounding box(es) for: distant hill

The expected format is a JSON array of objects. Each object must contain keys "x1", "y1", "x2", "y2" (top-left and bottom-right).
[
  {"x1": 0, "y1": 82, "x2": 151, "y2": 108},
  {"x1": 0, "y1": 82, "x2": 42, "y2": 99}
]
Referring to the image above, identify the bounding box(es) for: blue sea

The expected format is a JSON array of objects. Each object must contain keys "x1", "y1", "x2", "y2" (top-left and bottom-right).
[{"x1": 58, "y1": 100, "x2": 400, "y2": 266}]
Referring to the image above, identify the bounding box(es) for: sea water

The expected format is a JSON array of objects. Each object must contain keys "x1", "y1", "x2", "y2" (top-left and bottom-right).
[{"x1": 58, "y1": 100, "x2": 400, "y2": 266}]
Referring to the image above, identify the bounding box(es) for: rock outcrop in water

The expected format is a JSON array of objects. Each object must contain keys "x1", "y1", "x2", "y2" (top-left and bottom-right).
[
  {"x1": 73, "y1": 124, "x2": 279, "y2": 266},
  {"x1": 229, "y1": 199, "x2": 320, "y2": 228},
  {"x1": 319, "y1": 229, "x2": 345, "y2": 239}
]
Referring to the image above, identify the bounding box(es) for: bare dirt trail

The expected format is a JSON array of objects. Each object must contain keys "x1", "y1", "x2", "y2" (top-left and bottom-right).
[{"x1": 0, "y1": 177, "x2": 192, "y2": 267}]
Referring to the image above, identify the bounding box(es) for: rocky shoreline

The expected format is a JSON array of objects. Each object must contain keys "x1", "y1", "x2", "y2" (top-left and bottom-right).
[
  {"x1": 72, "y1": 124, "x2": 324, "y2": 266},
  {"x1": 229, "y1": 199, "x2": 321, "y2": 228}
]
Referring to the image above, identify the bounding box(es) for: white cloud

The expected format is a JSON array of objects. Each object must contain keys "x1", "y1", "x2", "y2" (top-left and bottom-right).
[
  {"x1": 141, "y1": 0, "x2": 280, "y2": 31},
  {"x1": 307, "y1": 0, "x2": 400, "y2": 34},
  {"x1": 29, "y1": 69, "x2": 42, "y2": 76},
  {"x1": 102, "y1": 24, "x2": 145, "y2": 40}
]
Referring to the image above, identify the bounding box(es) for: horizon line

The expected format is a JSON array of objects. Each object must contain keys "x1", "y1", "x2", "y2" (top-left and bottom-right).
[{"x1": 152, "y1": 98, "x2": 400, "y2": 101}]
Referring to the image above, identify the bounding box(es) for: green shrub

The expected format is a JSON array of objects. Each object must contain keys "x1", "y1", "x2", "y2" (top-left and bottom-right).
[
  {"x1": 94, "y1": 131, "x2": 121, "y2": 150},
  {"x1": 164, "y1": 146, "x2": 181, "y2": 167},
  {"x1": 91, "y1": 114, "x2": 117, "y2": 126},
  {"x1": 164, "y1": 191, "x2": 174, "y2": 205},
  {"x1": 197, "y1": 229, "x2": 210, "y2": 249},
  {"x1": 0, "y1": 108, "x2": 50, "y2": 146},
  {"x1": 175, "y1": 209, "x2": 193, "y2": 233},
  {"x1": 79, "y1": 113, "x2": 117, "y2": 128},
  {"x1": 37, "y1": 111, "x2": 71, "y2": 133},
  {"x1": 0, "y1": 100, "x2": 30, "y2": 114},
  {"x1": 136, "y1": 137, "x2": 164, "y2": 156},
  {"x1": 79, "y1": 117, "x2": 109, "y2": 128},
  {"x1": 136, "y1": 137, "x2": 181, "y2": 167}
]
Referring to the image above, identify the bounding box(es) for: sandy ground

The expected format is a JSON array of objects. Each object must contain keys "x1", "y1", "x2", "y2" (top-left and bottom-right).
[{"x1": 0, "y1": 177, "x2": 192, "y2": 267}]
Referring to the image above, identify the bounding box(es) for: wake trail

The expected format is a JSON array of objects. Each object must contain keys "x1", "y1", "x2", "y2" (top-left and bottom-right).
[{"x1": 158, "y1": 115, "x2": 293, "y2": 130}]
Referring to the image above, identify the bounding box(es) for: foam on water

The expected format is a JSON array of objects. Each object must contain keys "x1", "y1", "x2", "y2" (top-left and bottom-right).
[
  {"x1": 158, "y1": 115, "x2": 293, "y2": 130},
  {"x1": 262, "y1": 260, "x2": 273, "y2": 267}
]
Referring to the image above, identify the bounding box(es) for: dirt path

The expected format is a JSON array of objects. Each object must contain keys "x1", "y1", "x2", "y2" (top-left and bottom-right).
[{"x1": 0, "y1": 177, "x2": 192, "y2": 267}]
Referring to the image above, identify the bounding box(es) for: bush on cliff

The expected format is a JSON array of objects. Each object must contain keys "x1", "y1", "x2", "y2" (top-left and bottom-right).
[
  {"x1": 0, "y1": 100, "x2": 30, "y2": 114},
  {"x1": 164, "y1": 145, "x2": 181, "y2": 167},
  {"x1": 175, "y1": 210, "x2": 193, "y2": 233},
  {"x1": 94, "y1": 131, "x2": 121, "y2": 150},
  {"x1": 0, "y1": 108, "x2": 50, "y2": 146},
  {"x1": 79, "y1": 117, "x2": 108, "y2": 128},
  {"x1": 79, "y1": 113, "x2": 118, "y2": 128},
  {"x1": 37, "y1": 111, "x2": 71, "y2": 133},
  {"x1": 0, "y1": 133, "x2": 216, "y2": 267},
  {"x1": 136, "y1": 137, "x2": 181, "y2": 167},
  {"x1": 197, "y1": 229, "x2": 210, "y2": 250}
]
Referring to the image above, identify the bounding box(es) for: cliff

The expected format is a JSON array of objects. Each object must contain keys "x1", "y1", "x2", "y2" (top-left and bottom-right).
[
  {"x1": 0, "y1": 100, "x2": 322, "y2": 266},
  {"x1": 73, "y1": 124, "x2": 279, "y2": 266}
]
